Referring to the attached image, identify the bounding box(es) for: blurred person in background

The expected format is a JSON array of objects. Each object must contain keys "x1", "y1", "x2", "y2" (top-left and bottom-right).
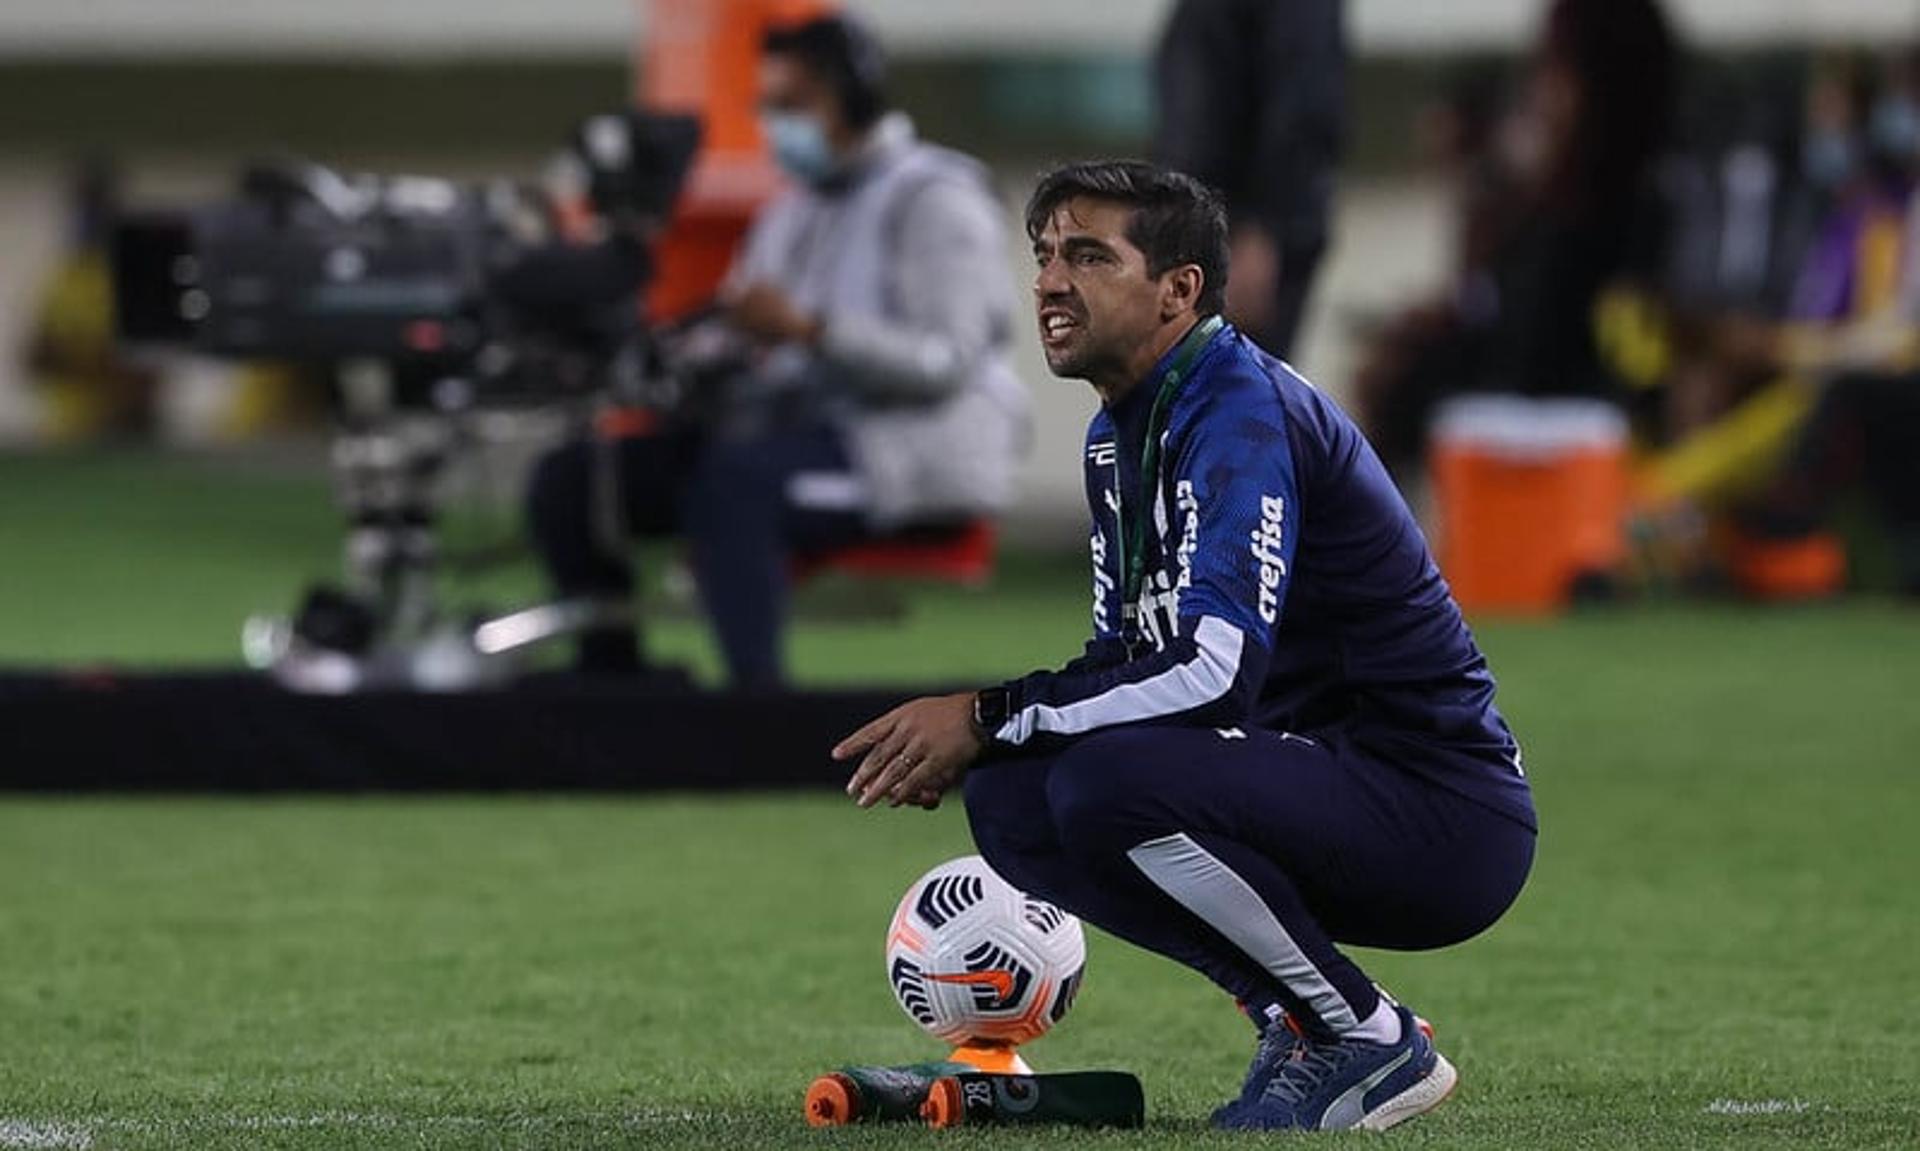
[
  {"x1": 1415, "y1": 66, "x2": 1520, "y2": 290},
  {"x1": 526, "y1": 12, "x2": 1027, "y2": 687},
  {"x1": 1771, "y1": 57, "x2": 1917, "y2": 329},
  {"x1": 1353, "y1": 0, "x2": 1676, "y2": 481},
  {"x1": 1153, "y1": 0, "x2": 1345, "y2": 360},
  {"x1": 1717, "y1": 53, "x2": 1920, "y2": 595},
  {"x1": 1626, "y1": 51, "x2": 1920, "y2": 596},
  {"x1": 1615, "y1": 62, "x2": 1888, "y2": 471}
]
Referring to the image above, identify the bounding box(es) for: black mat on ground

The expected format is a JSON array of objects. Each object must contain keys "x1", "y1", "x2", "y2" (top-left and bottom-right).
[{"x1": 0, "y1": 671, "x2": 923, "y2": 791}]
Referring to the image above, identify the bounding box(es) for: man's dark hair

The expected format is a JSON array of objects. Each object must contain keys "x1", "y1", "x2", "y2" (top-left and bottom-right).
[
  {"x1": 1025, "y1": 161, "x2": 1230, "y2": 317},
  {"x1": 762, "y1": 14, "x2": 889, "y2": 131}
]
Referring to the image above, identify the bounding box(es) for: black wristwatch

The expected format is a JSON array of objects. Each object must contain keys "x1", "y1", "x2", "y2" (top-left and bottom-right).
[{"x1": 972, "y1": 686, "x2": 1011, "y2": 736}]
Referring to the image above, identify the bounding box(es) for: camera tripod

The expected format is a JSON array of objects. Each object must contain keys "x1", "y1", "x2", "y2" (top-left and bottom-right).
[{"x1": 242, "y1": 357, "x2": 646, "y2": 693}]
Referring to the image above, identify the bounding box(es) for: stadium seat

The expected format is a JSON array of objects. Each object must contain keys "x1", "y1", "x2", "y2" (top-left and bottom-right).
[
  {"x1": 792, "y1": 519, "x2": 997, "y2": 587},
  {"x1": 1719, "y1": 525, "x2": 1847, "y2": 601}
]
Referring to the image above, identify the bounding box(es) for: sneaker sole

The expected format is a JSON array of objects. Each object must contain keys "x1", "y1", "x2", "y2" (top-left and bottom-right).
[{"x1": 1356, "y1": 1052, "x2": 1458, "y2": 1132}]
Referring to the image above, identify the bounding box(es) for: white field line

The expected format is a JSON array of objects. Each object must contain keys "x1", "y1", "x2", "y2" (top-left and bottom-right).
[
  {"x1": 0, "y1": 1109, "x2": 735, "y2": 1147},
  {"x1": 0, "y1": 1122, "x2": 92, "y2": 1151},
  {"x1": 1703, "y1": 1098, "x2": 1814, "y2": 1116}
]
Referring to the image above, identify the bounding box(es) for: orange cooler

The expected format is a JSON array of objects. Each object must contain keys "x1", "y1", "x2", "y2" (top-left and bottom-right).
[{"x1": 1428, "y1": 396, "x2": 1630, "y2": 614}]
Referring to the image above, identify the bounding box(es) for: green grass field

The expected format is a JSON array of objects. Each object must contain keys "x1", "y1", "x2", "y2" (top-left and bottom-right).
[
  {"x1": 2, "y1": 451, "x2": 1919, "y2": 1148},
  {"x1": 0, "y1": 451, "x2": 1091, "y2": 684}
]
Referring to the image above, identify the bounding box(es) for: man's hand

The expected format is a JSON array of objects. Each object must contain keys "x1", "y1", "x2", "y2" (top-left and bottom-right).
[
  {"x1": 726, "y1": 281, "x2": 823, "y2": 346},
  {"x1": 834, "y1": 692, "x2": 986, "y2": 809}
]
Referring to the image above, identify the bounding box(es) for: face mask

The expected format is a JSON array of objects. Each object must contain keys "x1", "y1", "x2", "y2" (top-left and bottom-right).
[
  {"x1": 762, "y1": 112, "x2": 837, "y2": 185},
  {"x1": 1871, "y1": 96, "x2": 1920, "y2": 162},
  {"x1": 1802, "y1": 130, "x2": 1857, "y2": 189}
]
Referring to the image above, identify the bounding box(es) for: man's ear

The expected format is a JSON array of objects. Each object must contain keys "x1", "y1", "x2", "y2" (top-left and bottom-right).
[{"x1": 1159, "y1": 264, "x2": 1205, "y2": 321}]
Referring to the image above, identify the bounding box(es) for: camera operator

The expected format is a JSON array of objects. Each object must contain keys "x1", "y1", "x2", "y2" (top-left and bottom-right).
[{"x1": 526, "y1": 12, "x2": 1028, "y2": 688}]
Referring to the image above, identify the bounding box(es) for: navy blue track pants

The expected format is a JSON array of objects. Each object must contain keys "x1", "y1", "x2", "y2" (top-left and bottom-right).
[
  {"x1": 963, "y1": 724, "x2": 1535, "y2": 1033},
  {"x1": 526, "y1": 425, "x2": 869, "y2": 686}
]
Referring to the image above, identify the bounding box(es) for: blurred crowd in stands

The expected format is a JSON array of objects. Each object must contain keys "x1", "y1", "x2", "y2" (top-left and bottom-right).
[{"x1": 1354, "y1": 0, "x2": 1920, "y2": 601}]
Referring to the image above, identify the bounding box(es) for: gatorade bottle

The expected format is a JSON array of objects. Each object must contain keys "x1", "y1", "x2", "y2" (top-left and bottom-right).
[
  {"x1": 803, "y1": 1061, "x2": 975, "y2": 1126},
  {"x1": 920, "y1": 1071, "x2": 1146, "y2": 1129}
]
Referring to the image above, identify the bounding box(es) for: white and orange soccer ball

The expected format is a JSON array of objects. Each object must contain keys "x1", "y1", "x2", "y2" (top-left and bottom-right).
[{"x1": 884, "y1": 855, "x2": 1087, "y2": 1050}]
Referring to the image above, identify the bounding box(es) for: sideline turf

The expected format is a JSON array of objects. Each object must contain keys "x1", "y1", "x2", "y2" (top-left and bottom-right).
[
  {"x1": 0, "y1": 449, "x2": 1088, "y2": 683},
  {"x1": 3, "y1": 451, "x2": 1918, "y2": 1147},
  {"x1": 2, "y1": 609, "x2": 1918, "y2": 1148}
]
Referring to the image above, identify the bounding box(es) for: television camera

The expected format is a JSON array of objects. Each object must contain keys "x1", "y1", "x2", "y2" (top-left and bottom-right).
[{"x1": 111, "y1": 111, "x2": 715, "y2": 691}]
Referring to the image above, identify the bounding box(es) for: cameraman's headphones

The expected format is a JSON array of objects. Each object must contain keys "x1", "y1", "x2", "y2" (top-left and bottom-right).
[{"x1": 763, "y1": 13, "x2": 888, "y2": 131}]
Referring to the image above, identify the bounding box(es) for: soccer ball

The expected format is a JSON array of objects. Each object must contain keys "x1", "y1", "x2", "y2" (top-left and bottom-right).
[{"x1": 884, "y1": 855, "x2": 1086, "y2": 1047}]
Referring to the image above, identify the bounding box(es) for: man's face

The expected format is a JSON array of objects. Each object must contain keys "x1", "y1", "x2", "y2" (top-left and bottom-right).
[
  {"x1": 758, "y1": 54, "x2": 849, "y2": 146},
  {"x1": 1031, "y1": 196, "x2": 1168, "y2": 380}
]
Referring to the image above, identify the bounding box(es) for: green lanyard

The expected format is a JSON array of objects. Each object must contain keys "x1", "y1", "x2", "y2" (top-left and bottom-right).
[{"x1": 1116, "y1": 314, "x2": 1223, "y2": 641}]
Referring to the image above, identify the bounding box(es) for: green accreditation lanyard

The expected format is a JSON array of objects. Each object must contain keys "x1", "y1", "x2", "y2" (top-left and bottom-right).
[{"x1": 1116, "y1": 315, "x2": 1223, "y2": 647}]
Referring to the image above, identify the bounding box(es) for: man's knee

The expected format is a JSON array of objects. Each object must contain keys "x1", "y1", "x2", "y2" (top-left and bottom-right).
[
  {"x1": 1044, "y1": 732, "x2": 1176, "y2": 859},
  {"x1": 962, "y1": 761, "x2": 1055, "y2": 866}
]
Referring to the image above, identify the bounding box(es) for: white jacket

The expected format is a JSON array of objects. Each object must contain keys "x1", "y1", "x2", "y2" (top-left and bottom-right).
[{"x1": 726, "y1": 114, "x2": 1030, "y2": 527}]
